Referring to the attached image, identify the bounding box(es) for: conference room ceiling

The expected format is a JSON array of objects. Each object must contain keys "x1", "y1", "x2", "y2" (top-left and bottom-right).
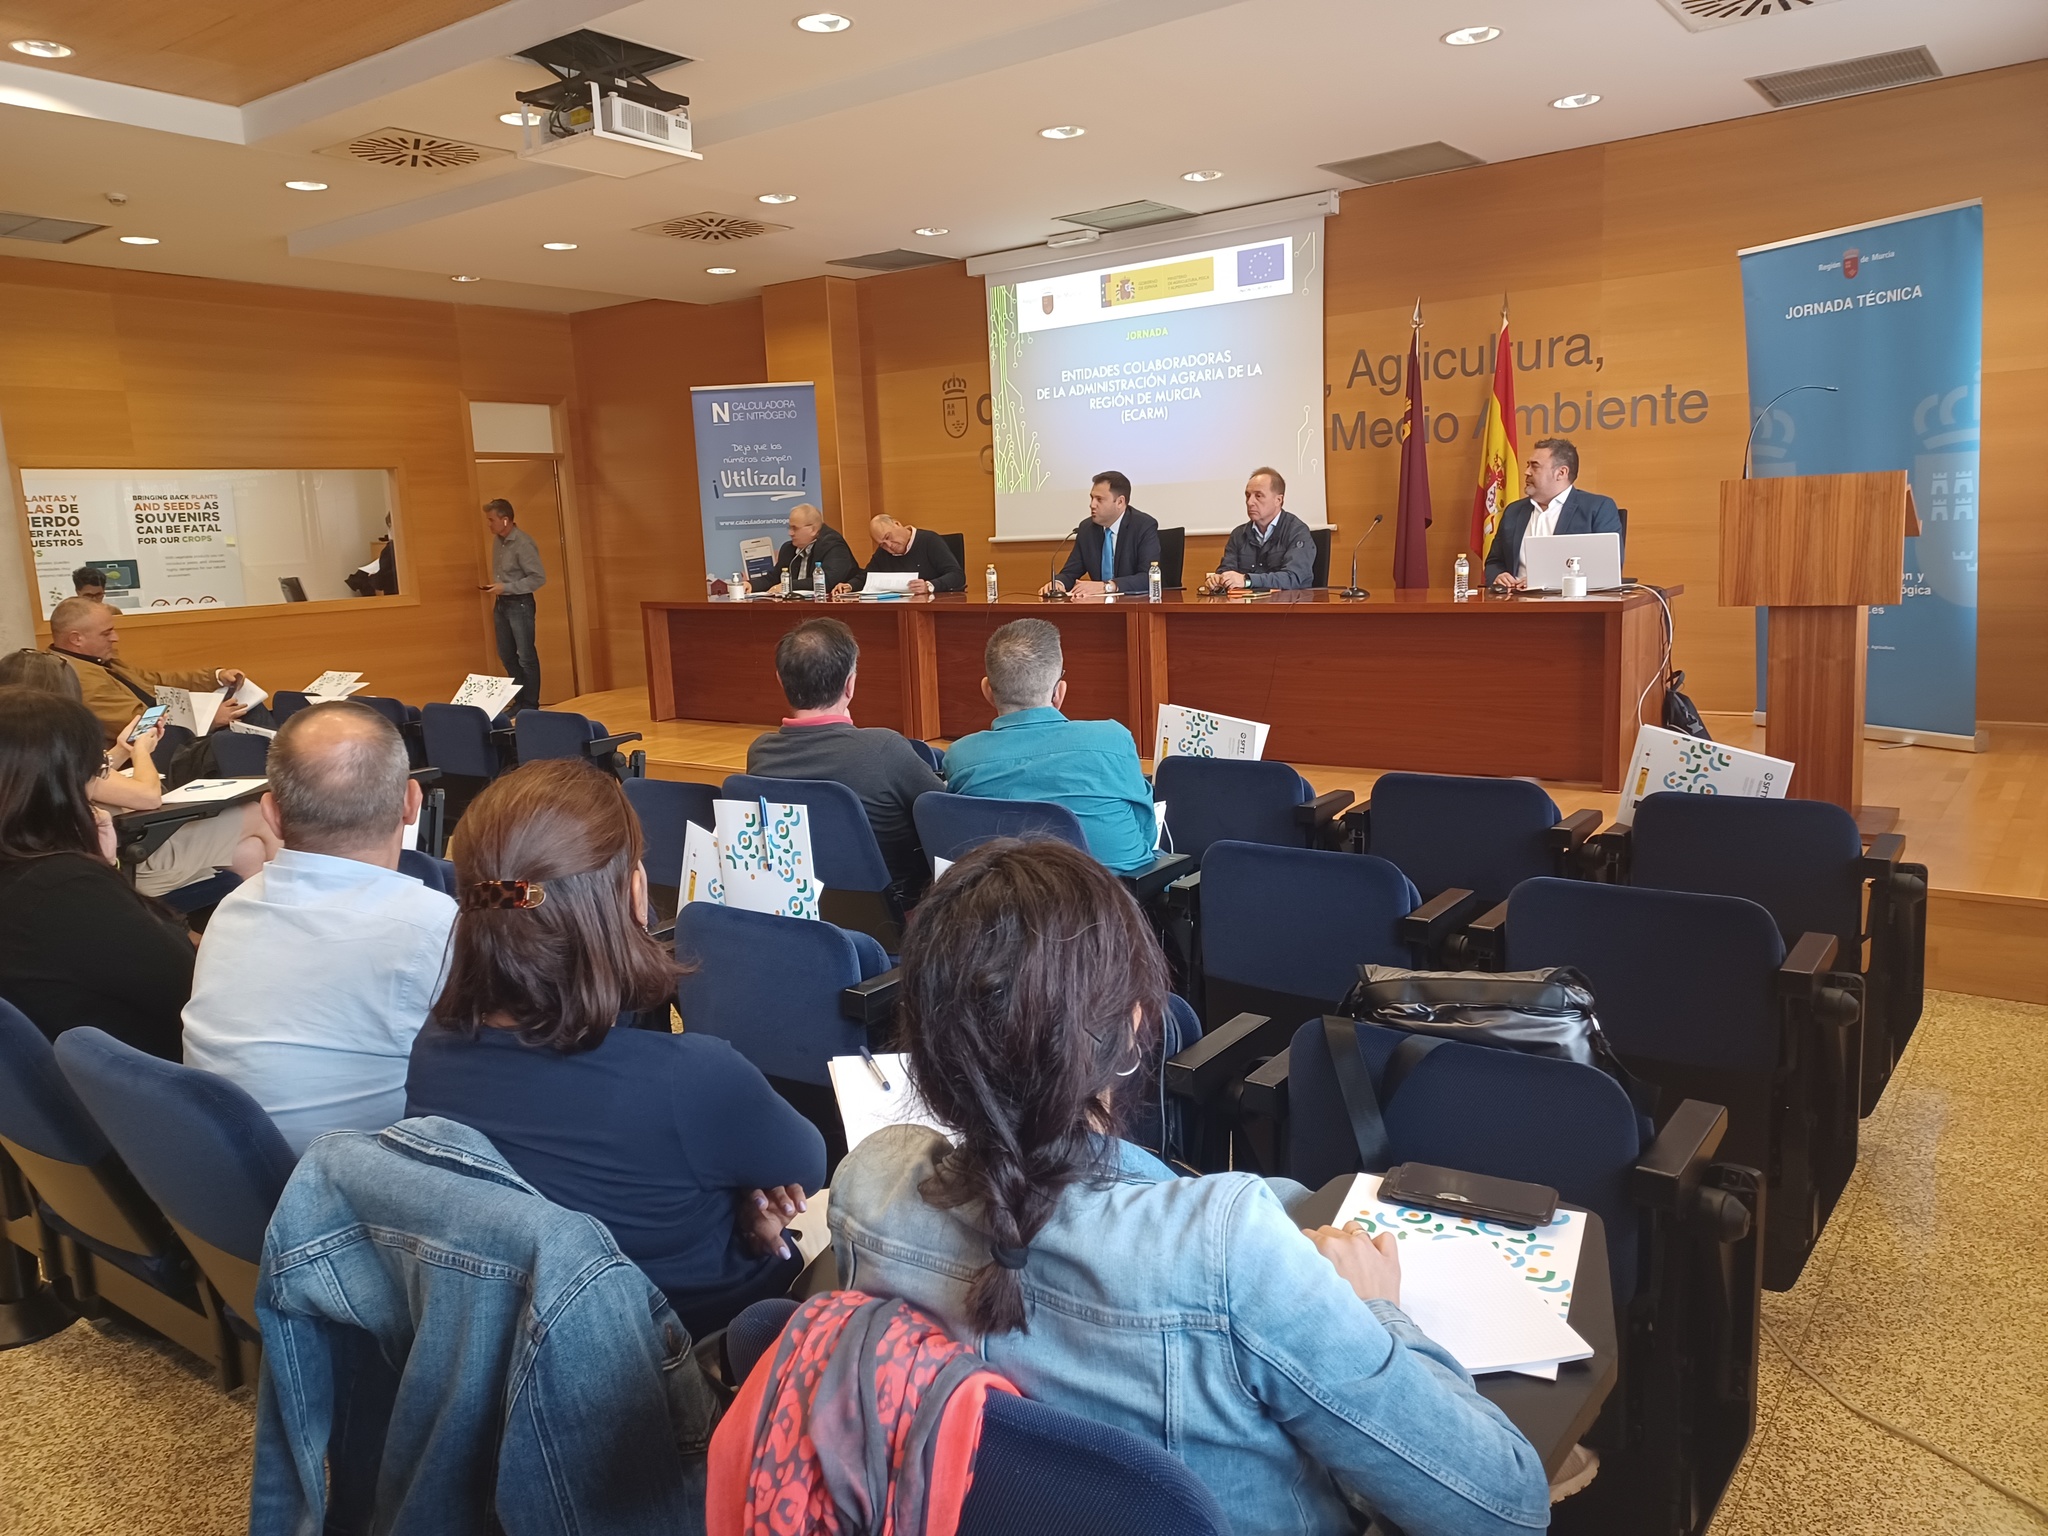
[{"x1": 0, "y1": 0, "x2": 2042, "y2": 313}]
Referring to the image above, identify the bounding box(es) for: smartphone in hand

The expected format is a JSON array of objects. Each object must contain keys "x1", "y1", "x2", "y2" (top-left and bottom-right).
[{"x1": 127, "y1": 704, "x2": 169, "y2": 743}]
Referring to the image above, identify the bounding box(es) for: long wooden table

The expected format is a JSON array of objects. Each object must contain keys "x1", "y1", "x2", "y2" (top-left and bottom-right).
[{"x1": 642, "y1": 586, "x2": 1677, "y2": 789}]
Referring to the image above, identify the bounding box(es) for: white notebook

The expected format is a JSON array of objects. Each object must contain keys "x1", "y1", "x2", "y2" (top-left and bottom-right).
[{"x1": 827, "y1": 1052, "x2": 949, "y2": 1153}]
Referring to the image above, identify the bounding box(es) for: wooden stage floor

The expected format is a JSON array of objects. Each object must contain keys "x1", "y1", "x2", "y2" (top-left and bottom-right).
[{"x1": 564, "y1": 687, "x2": 2048, "y2": 1007}]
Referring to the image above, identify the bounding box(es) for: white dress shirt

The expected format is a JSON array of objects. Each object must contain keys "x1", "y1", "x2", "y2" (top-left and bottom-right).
[
  {"x1": 1518, "y1": 485, "x2": 1574, "y2": 579},
  {"x1": 182, "y1": 847, "x2": 456, "y2": 1154}
]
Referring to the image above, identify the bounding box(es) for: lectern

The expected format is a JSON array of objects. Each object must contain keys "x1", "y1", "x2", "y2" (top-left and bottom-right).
[{"x1": 1719, "y1": 471, "x2": 1920, "y2": 828}]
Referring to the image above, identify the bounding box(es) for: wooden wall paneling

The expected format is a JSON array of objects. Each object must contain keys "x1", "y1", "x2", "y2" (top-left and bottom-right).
[{"x1": 761, "y1": 277, "x2": 872, "y2": 551}]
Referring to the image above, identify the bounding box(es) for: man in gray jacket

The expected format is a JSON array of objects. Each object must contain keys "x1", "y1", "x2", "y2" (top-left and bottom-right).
[
  {"x1": 483, "y1": 498, "x2": 546, "y2": 711},
  {"x1": 1204, "y1": 467, "x2": 1319, "y2": 591}
]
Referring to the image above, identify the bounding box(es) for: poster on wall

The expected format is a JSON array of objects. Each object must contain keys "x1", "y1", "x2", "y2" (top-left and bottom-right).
[
  {"x1": 23, "y1": 474, "x2": 245, "y2": 617},
  {"x1": 689, "y1": 383, "x2": 822, "y2": 587},
  {"x1": 1738, "y1": 201, "x2": 1982, "y2": 745}
]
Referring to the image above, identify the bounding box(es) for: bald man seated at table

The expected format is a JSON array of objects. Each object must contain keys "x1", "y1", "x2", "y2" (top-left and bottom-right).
[
  {"x1": 750, "y1": 503, "x2": 859, "y2": 595},
  {"x1": 46, "y1": 597, "x2": 253, "y2": 747},
  {"x1": 834, "y1": 516, "x2": 966, "y2": 595}
]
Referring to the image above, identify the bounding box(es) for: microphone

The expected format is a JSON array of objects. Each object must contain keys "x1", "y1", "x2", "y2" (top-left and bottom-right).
[
  {"x1": 1340, "y1": 514, "x2": 1384, "y2": 601},
  {"x1": 1042, "y1": 525, "x2": 1079, "y2": 601},
  {"x1": 1742, "y1": 385, "x2": 1838, "y2": 479}
]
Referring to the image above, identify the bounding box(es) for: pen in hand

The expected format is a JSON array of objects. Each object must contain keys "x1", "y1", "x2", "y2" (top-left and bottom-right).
[{"x1": 860, "y1": 1046, "x2": 892, "y2": 1091}]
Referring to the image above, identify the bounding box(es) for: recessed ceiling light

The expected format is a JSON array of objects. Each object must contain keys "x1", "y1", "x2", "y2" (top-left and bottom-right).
[
  {"x1": 1442, "y1": 26, "x2": 1500, "y2": 45},
  {"x1": 9, "y1": 39, "x2": 71, "y2": 58},
  {"x1": 1552, "y1": 92, "x2": 1601, "y2": 109},
  {"x1": 795, "y1": 12, "x2": 851, "y2": 31},
  {"x1": 119, "y1": 235, "x2": 159, "y2": 245},
  {"x1": 1039, "y1": 124, "x2": 1085, "y2": 140},
  {"x1": 283, "y1": 180, "x2": 328, "y2": 192},
  {"x1": 1181, "y1": 169, "x2": 1223, "y2": 182},
  {"x1": 541, "y1": 241, "x2": 578, "y2": 251},
  {"x1": 500, "y1": 110, "x2": 541, "y2": 126},
  {"x1": 757, "y1": 192, "x2": 798, "y2": 205},
  {"x1": 451, "y1": 275, "x2": 481, "y2": 283},
  {"x1": 914, "y1": 226, "x2": 949, "y2": 237},
  {"x1": 706, "y1": 266, "x2": 737, "y2": 275}
]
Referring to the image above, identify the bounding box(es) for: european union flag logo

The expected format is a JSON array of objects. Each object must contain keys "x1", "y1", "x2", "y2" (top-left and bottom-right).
[{"x1": 1237, "y1": 242, "x2": 1285, "y2": 286}]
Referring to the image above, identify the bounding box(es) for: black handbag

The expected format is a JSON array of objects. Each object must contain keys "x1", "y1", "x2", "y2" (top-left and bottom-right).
[{"x1": 1662, "y1": 669, "x2": 1711, "y2": 739}]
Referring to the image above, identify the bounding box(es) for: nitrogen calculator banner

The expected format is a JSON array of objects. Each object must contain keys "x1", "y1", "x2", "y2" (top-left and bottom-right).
[{"x1": 690, "y1": 383, "x2": 822, "y2": 586}]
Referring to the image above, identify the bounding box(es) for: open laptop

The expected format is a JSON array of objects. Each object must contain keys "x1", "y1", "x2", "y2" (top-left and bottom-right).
[{"x1": 1521, "y1": 532, "x2": 1622, "y2": 594}]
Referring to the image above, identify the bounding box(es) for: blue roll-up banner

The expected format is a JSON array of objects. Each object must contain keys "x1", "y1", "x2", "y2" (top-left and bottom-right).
[
  {"x1": 690, "y1": 382, "x2": 822, "y2": 587},
  {"x1": 1738, "y1": 202, "x2": 1982, "y2": 744}
]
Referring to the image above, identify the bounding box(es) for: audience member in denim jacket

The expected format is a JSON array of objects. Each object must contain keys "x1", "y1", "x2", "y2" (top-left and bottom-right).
[
  {"x1": 252, "y1": 1115, "x2": 718, "y2": 1536},
  {"x1": 829, "y1": 839, "x2": 1549, "y2": 1536},
  {"x1": 406, "y1": 760, "x2": 826, "y2": 1337}
]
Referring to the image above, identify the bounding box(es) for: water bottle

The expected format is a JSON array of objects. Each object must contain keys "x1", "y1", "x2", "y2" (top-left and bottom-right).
[
  {"x1": 985, "y1": 564, "x2": 999, "y2": 603},
  {"x1": 730, "y1": 570, "x2": 746, "y2": 599},
  {"x1": 1453, "y1": 553, "x2": 1469, "y2": 600},
  {"x1": 813, "y1": 563, "x2": 827, "y2": 599},
  {"x1": 1148, "y1": 561, "x2": 1163, "y2": 602},
  {"x1": 779, "y1": 566, "x2": 793, "y2": 598}
]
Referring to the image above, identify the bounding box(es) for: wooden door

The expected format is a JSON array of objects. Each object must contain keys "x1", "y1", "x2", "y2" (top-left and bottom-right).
[{"x1": 476, "y1": 458, "x2": 577, "y2": 704}]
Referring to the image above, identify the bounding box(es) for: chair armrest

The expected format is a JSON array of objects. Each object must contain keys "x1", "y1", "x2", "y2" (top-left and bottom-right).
[
  {"x1": 490, "y1": 728, "x2": 517, "y2": 746},
  {"x1": 1548, "y1": 807, "x2": 1603, "y2": 856},
  {"x1": 1239, "y1": 1046, "x2": 1291, "y2": 1121},
  {"x1": 1629, "y1": 1098, "x2": 1728, "y2": 1211},
  {"x1": 1164, "y1": 1012, "x2": 1291, "y2": 1105},
  {"x1": 409, "y1": 766, "x2": 443, "y2": 786},
  {"x1": 1856, "y1": 832, "x2": 1906, "y2": 878},
  {"x1": 112, "y1": 807, "x2": 214, "y2": 872},
  {"x1": 1124, "y1": 850, "x2": 1195, "y2": 904},
  {"x1": 1588, "y1": 824, "x2": 1633, "y2": 882},
  {"x1": 1398, "y1": 887, "x2": 1479, "y2": 951},
  {"x1": 1779, "y1": 931, "x2": 1840, "y2": 988},
  {"x1": 586, "y1": 731, "x2": 644, "y2": 755},
  {"x1": 839, "y1": 968, "x2": 902, "y2": 1027},
  {"x1": 1293, "y1": 789, "x2": 1355, "y2": 828}
]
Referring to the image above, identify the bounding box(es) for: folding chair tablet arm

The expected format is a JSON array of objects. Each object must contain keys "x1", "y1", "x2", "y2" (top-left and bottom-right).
[
  {"x1": 1587, "y1": 823, "x2": 1634, "y2": 883},
  {"x1": 1550, "y1": 807, "x2": 1605, "y2": 873},
  {"x1": 838, "y1": 968, "x2": 902, "y2": 1031},
  {"x1": 1163, "y1": 1011, "x2": 1294, "y2": 1173},
  {"x1": 1397, "y1": 886, "x2": 1481, "y2": 960},
  {"x1": 1123, "y1": 849, "x2": 1195, "y2": 905},
  {"x1": 589, "y1": 730, "x2": 643, "y2": 756},
  {"x1": 1293, "y1": 789, "x2": 1356, "y2": 847},
  {"x1": 111, "y1": 806, "x2": 216, "y2": 876}
]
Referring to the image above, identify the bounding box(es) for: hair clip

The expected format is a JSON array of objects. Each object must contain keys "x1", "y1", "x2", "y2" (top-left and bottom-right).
[{"x1": 461, "y1": 879, "x2": 546, "y2": 911}]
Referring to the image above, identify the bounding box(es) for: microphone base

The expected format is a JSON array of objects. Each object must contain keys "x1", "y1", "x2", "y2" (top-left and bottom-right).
[
  {"x1": 1040, "y1": 591, "x2": 1070, "y2": 603},
  {"x1": 1339, "y1": 587, "x2": 1370, "y2": 601}
]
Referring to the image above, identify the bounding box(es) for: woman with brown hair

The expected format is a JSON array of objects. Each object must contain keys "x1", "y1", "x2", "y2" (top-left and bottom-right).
[
  {"x1": 828, "y1": 838, "x2": 1549, "y2": 1536},
  {"x1": 405, "y1": 759, "x2": 825, "y2": 1336}
]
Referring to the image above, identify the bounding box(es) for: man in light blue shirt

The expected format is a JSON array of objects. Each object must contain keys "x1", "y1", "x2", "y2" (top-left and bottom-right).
[
  {"x1": 943, "y1": 619, "x2": 1158, "y2": 875},
  {"x1": 183, "y1": 702, "x2": 454, "y2": 1155}
]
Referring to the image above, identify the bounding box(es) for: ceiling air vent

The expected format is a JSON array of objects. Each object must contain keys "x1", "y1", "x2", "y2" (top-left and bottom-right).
[
  {"x1": 828, "y1": 248, "x2": 954, "y2": 272},
  {"x1": 1053, "y1": 200, "x2": 1193, "y2": 233},
  {"x1": 1320, "y1": 142, "x2": 1485, "y2": 186},
  {"x1": 0, "y1": 210, "x2": 105, "y2": 243},
  {"x1": 636, "y1": 212, "x2": 790, "y2": 242},
  {"x1": 1749, "y1": 46, "x2": 1941, "y2": 107},
  {"x1": 1655, "y1": 0, "x2": 1846, "y2": 33},
  {"x1": 318, "y1": 128, "x2": 507, "y2": 172}
]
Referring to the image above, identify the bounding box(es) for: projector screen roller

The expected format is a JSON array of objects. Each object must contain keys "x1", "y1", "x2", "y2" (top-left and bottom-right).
[{"x1": 986, "y1": 220, "x2": 1328, "y2": 542}]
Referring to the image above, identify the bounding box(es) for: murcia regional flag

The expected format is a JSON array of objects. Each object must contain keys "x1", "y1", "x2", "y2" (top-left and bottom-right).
[{"x1": 1469, "y1": 315, "x2": 1521, "y2": 558}]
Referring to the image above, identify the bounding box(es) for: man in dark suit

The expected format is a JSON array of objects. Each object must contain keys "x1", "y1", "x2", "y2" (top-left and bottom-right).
[
  {"x1": 1042, "y1": 470, "x2": 1162, "y2": 598},
  {"x1": 1203, "y1": 466, "x2": 1318, "y2": 591},
  {"x1": 1484, "y1": 437, "x2": 1624, "y2": 590},
  {"x1": 752, "y1": 503, "x2": 859, "y2": 594}
]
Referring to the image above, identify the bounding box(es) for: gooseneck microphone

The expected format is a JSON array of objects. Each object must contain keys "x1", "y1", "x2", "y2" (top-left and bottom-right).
[
  {"x1": 1742, "y1": 385, "x2": 1839, "y2": 479},
  {"x1": 1042, "y1": 525, "x2": 1079, "y2": 601},
  {"x1": 1341, "y1": 514, "x2": 1385, "y2": 601}
]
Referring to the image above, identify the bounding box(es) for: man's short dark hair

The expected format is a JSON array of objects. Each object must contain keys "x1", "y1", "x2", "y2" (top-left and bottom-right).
[
  {"x1": 775, "y1": 618, "x2": 859, "y2": 711},
  {"x1": 268, "y1": 701, "x2": 411, "y2": 854},
  {"x1": 1091, "y1": 470, "x2": 1131, "y2": 503},
  {"x1": 1250, "y1": 466, "x2": 1286, "y2": 497},
  {"x1": 71, "y1": 565, "x2": 105, "y2": 593},
  {"x1": 1534, "y1": 438, "x2": 1579, "y2": 480},
  {"x1": 484, "y1": 499, "x2": 515, "y2": 520}
]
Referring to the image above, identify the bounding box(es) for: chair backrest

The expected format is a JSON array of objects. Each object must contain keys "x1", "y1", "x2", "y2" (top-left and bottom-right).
[
  {"x1": 352, "y1": 695, "x2": 414, "y2": 730},
  {"x1": 210, "y1": 730, "x2": 271, "y2": 776},
  {"x1": 396, "y1": 849, "x2": 457, "y2": 896},
  {"x1": 1630, "y1": 793, "x2": 1864, "y2": 965},
  {"x1": 55, "y1": 1027, "x2": 295, "y2": 1320},
  {"x1": 674, "y1": 904, "x2": 889, "y2": 1085},
  {"x1": 624, "y1": 779, "x2": 718, "y2": 889},
  {"x1": 907, "y1": 738, "x2": 946, "y2": 774},
  {"x1": 271, "y1": 691, "x2": 312, "y2": 724},
  {"x1": 1152, "y1": 757, "x2": 1311, "y2": 859},
  {"x1": 420, "y1": 702, "x2": 498, "y2": 779},
  {"x1": 960, "y1": 1393, "x2": 1228, "y2": 1536},
  {"x1": 913, "y1": 793, "x2": 1089, "y2": 868},
  {"x1": 1198, "y1": 841, "x2": 1419, "y2": 1026},
  {"x1": 1366, "y1": 771, "x2": 1562, "y2": 906},
  {"x1": 938, "y1": 530, "x2": 967, "y2": 569},
  {"x1": 722, "y1": 774, "x2": 893, "y2": 893},
  {"x1": 1155, "y1": 527, "x2": 1186, "y2": 589},
  {"x1": 1287, "y1": 1019, "x2": 1646, "y2": 1304},
  {"x1": 1309, "y1": 526, "x2": 1333, "y2": 588},
  {"x1": 515, "y1": 708, "x2": 602, "y2": 764}
]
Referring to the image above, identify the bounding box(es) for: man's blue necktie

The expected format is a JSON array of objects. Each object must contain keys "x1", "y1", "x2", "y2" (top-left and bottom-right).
[{"x1": 1101, "y1": 524, "x2": 1116, "y2": 584}]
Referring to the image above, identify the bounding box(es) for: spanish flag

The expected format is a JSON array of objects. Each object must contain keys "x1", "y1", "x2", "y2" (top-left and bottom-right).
[{"x1": 1469, "y1": 311, "x2": 1521, "y2": 560}]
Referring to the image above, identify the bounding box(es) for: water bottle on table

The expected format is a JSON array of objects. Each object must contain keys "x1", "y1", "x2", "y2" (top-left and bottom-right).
[
  {"x1": 813, "y1": 564, "x2": 827, "y2": 600},
  {"x1": 1148, "y1": 561, "x2": 1163, "y2": 602},
  {"x1": 985, "y1": 564, "x2": 999, "y2": 603},
  {"x1": 1453, "y1": 553, "x2": 1469, "y2": 600}
]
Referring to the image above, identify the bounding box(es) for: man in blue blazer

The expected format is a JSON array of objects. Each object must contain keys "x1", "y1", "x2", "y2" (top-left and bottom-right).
[
  {"x1": 1484, "y1": 438, "x2": 1624, "y2": 589},
  {"x1": 1042, "y1": 470, "x2": 1162, "y2": 597}
]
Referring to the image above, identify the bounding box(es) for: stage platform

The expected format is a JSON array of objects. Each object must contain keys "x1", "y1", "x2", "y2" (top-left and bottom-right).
[{"x1": 564, "y1": 687, "x2": 2048, "y2": 1007}]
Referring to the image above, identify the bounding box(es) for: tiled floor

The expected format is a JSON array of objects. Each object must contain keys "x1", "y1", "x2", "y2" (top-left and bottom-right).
[{"x1": 1, "y1": 991, "x2": 2041, "y2": 1535}]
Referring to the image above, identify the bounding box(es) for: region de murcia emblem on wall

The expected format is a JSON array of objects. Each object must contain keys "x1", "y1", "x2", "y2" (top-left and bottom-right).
[
  {"x1": 941, "y1": 374, "x2": 970, "y2": 439},
  {"x1": 1841, "y1": 248, "x2": 1861, "y2": 280},
  {"x1": 1042, "y1": 293, "x2": 1056, "y2": 315}
]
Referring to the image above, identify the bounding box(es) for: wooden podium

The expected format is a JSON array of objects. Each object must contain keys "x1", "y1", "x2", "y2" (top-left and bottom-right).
[{"x1": 1719, "y1": 471, "x2": 1919, "y2": 828}]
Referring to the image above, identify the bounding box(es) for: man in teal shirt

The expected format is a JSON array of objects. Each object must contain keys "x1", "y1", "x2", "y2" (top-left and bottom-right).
[{"x1": 943, "y1": 619, "x2": 1158, "y2": 876}]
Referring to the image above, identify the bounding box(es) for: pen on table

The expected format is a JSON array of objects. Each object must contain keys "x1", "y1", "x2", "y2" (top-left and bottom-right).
[{"x1": 860, "y1": 1046, "x2": 892, "y2": 1091}]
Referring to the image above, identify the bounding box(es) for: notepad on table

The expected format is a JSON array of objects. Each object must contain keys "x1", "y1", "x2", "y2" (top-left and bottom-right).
[
  {"x1": 828, "y1": 1052, "x2": 949, "y2": 1153},
  {"x1": 161, "y1": 778, "x2": 265, "y2": 805}
]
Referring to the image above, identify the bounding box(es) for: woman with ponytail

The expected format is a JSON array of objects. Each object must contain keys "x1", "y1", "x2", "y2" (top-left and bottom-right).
[{"x1": 829, "y1": 839, "x2": 1548, "y2": 1536}]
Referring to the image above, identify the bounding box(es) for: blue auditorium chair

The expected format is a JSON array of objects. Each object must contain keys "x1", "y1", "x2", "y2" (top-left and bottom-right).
[
  {"x1": 396, "y1": 848, "x2": 457, "y2": 897},
  {"x1": 907, "y1": 738, "x2": 946, "y2": 775},
  {"x1": 210, "y1": 728, "x2": 271, "y2": 776},
  {"x1": 674, "y1": 903, "x2": 897, "y2": 1171},
  {"x1": 0, "y1": 1001, "x2": 240, "y2": 1385},
  {"x1": 56, "y1": 1027, "x2": 296, "y2": 1390},
  {"x1": 624, "y1": 778, "x2": 718, "y2": 932},
  {"x1": 269, "y1": 690, "x2": 312, "y2": 724},
  {"x1": 352, "y1": 695, "x2": 427, "y2": 769},
  {"x1": 420, "y1": 702, "x2": 509, "y2": 781},
  {"x1": 724, "y1": 773, "x2": 906, "y2": 952},
  {"x1": 1504, "y1": 876, "x2": 1860, "y2": 1291},
  {"x1": 1618, "y1": 792, "x2": 1927, "y2": 1113},
  {"x1": 912, "y1": 792, "x2": 1192, "y2": 904},
  {"x1": 515, "y1": 707, "x2": 645, "y2": 780},
  {"x1": 1150, "y1": 757, "x2": 1351, "y2": 859}
]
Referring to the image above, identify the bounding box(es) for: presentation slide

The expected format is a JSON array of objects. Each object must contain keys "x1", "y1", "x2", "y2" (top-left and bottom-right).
[{"x1": 986, "y1": 221, "x2": 1327, "y2": 541}]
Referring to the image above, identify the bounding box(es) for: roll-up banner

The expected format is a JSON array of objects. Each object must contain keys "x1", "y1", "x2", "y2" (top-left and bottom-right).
[
  {"x1": 690, "y1": 383, "x2": 822, "y2": 586},
  {"x1": 1738, "y1": 202, "x2": 1982, "y2": 746}
]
